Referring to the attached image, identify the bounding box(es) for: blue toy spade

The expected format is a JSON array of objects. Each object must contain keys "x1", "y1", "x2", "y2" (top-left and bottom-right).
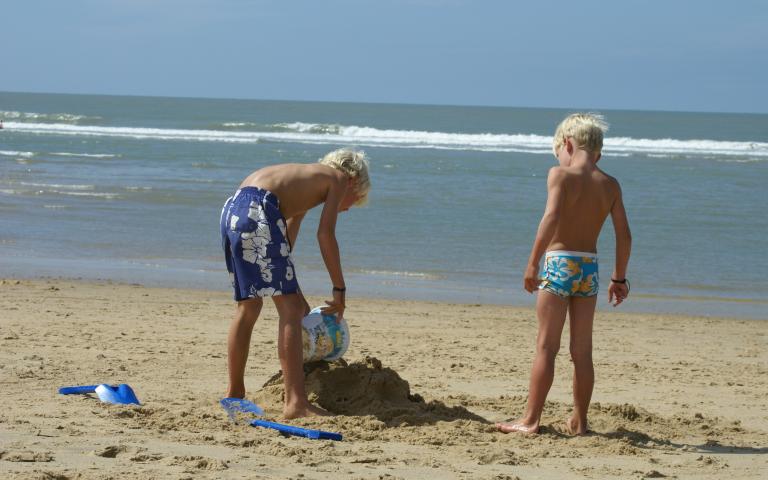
[
  {"x1": 58, "y1": 384, "x2": 141, "y2": 405},
  {"x1": 220, "y1": 398, "x2": 342, "y2": 441}
]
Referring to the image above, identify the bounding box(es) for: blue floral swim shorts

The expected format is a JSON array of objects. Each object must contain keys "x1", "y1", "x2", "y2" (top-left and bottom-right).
[
  {"x1": 539, "y1": 250, "x2": 599, "y2": 298},
  {"x1": 220, "y1": 187, "x2": 299, "y2": 301}
]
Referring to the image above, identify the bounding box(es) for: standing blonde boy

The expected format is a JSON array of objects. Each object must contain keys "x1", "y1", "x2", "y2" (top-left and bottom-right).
[
  {"x1": 497, "y1": 113, "x2": 632, "y2": 435},
  {"x1": 220, "y1": 148, "x2": 370, "y2": 419}
]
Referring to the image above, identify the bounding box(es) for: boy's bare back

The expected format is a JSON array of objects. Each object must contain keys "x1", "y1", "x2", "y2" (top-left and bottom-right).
[
  {"x1": 545, "y1": 164, "x2": 621, "y2": 253},
  {"x1": 240, "y1": 163, "x2": 347, "y2": 219}
]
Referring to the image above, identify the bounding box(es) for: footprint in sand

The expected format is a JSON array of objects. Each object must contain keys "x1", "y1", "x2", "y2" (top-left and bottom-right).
[{"x1": 0, "y1": 450, "x2": 54, "y2": 462}]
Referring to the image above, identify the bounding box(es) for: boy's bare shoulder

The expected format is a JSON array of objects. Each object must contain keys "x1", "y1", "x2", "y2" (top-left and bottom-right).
[
  {"x1": 260, "y1": 163, "x2": 344, "y2": 184},
  {"x1": 547, "y1": 166, "x2": 569, "y2": 182},
  {"x1": 593, "y1": 168, "x2": 623, "y2": 206},
  {"x1": 597, "y1": 168, "x2": 622, "y2": 190},
  {"x1": 303, "y1": 163, "x2": 346, "y2": 180},
  {"x1": 297, "y1": 164, "x2": 348, "y2": 194}
]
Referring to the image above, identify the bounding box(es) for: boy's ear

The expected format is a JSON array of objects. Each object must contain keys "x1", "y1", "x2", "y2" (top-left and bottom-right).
[{"x1": 565, "y1": 137, "x2": 574, "y2": 154}]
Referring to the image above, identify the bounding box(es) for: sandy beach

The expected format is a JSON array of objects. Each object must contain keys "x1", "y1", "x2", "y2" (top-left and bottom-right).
[{"x1": 1, "y1": 278, "x2": 766, "y2": 479}]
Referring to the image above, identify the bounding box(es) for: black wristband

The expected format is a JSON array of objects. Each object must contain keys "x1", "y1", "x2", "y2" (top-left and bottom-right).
[
  {"x1": 333, "y1": 286, "x2": 346, "y2": 292},
  {"x1": 611, "y1": 278, "x2": 630, "y2": 295}
]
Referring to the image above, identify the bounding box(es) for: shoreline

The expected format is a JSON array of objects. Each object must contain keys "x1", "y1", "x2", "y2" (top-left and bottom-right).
[
  {"x1": 1, "y1": 256, "x2": 766, "y2": 320},
  {"x1": 2, "y1": 277, "x2": 767, "y2": 479}
]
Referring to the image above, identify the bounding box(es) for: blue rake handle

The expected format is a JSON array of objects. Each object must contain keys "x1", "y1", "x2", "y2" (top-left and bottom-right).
[
  {"x1": 59, "y1": 385, "x2": 100, "y2": 394},
  {"x1": 250, "y1": 419, "x2": 342, "y2": 441}
]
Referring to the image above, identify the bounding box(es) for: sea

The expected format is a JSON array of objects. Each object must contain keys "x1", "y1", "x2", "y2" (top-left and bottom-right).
[{"x1": 1, "y1": 91, "x2": 766, "y2": 319}]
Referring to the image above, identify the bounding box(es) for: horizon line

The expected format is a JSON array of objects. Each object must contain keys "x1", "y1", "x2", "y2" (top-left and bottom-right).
[{"x1": 1, "y1": 89, "x2": 766, "y2": 117}]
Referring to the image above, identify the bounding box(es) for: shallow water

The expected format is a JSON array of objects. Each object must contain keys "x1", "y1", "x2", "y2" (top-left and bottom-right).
[{"x1": 1, "y1": 91, "x2": 766, "y2": 318}]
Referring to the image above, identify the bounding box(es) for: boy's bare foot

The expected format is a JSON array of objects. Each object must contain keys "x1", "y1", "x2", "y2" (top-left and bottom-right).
[
  {"x1": 226, "y1": 389, "x2": 245, "y2": 399},
  {"x1": 495, "y1": 421, "x2": 539, "y2": 434},
  {"x1": 565, "y1": 416, "x2": 588, "y2": 435},
  {"x1": 283, "y1": 403, "x2": 331, "y2": 419}
]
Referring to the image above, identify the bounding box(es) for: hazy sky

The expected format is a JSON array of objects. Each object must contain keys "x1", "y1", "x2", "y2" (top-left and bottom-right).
[{"x1": 2, "y1": 1, "x2": 766, "y2": 113}]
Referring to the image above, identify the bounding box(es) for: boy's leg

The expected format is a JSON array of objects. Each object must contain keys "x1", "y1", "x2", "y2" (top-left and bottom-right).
[
  {"x1": 498, "y1": 290, "x2": 568, "y2": 433},
  {"x1": 272, "y1": 293, "x2": 329, "y2": 419},
  {"x1": 227, "y1": 297, "x2": 263, "y2": 398},
  {"x1": 567, "y1": 295, "x2": 597, "y2": 435}
]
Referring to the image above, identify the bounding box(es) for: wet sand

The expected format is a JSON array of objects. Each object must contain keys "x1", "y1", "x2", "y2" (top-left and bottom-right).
[{"x1": 1, "y1": 278, "x2": 766, "y2": 479}]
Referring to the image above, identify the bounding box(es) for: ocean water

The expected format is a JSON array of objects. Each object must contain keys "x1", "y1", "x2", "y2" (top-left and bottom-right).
[{"x1": 1, "y1": 91, "x2": 767, "y2": 319}]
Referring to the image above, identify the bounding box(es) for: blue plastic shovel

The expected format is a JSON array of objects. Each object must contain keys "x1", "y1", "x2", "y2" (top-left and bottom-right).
[
  {"x1": 220, "y1": 398, "x2": 342, "y2": 441},
  {"x1": 250, "y1": 419, "x2": 343, "y2": 441},
  {"x1": 58, "y1": 384, "x2": 141, "y2": 405}
]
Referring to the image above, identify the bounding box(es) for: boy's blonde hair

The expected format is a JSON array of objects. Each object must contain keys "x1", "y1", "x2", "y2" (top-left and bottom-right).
[
  {"x1": 553, "y1": 113, "x2": 609, "y2": 156},
  {"x1": 318, "y1": 148, "x2": 371, "y2": 206}
]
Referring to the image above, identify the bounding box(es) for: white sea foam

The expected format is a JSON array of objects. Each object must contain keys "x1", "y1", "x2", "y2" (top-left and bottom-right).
[
  {"x1": 19, "y1": 182, "x2": 95, "y2": 190},
  {"x1": 4, "y1": 121, "x2": 766, "y2": 158},
  {"x1": 6, "y1": 182, "x2": 118, "y2": 198},
  {"x1": 1, "y1": 110, "x2": 96, "y2": 122},
  {"x1": 0, "y1": 150, "x2": 35, "y2": 158},
  {"x1": 358, "y1": 269, "x2": 441, "y2": 280},
  {"x1": 221, "y1": 122, "x2": 255, "y2": 127},
  {"x1": 50, "y1": 191, "x2": 120, "y2": 199},
  {"x1": 606, "y1": 136, "x2": 768, "y2": 157},
  {"x1": 50, "y1": 152, "x2": 116, "y2": 158},
  {"x1": 279, "y1": 122, "x2": 343, "y2": 134}
]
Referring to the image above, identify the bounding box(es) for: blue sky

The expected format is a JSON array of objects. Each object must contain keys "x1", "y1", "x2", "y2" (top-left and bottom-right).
[{"x1": 1, "y1": 0, "x2": 767, "y2": 113}]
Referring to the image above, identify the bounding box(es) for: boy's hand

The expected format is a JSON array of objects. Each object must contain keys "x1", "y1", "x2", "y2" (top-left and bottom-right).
[
  {"x1": 524, "y1": 264, "x2": 540, "y2": 293},
  {"x1": 321, "y1": 289, "x2": 345, "y2": 322},
  {"x1": 608, "y1": 281, "x2": 629, "y2": 307}
]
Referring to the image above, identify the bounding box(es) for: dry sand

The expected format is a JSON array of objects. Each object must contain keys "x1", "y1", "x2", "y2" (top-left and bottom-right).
[{"x1": 1, "y1": 278, "x2": 766, "y2": 479}]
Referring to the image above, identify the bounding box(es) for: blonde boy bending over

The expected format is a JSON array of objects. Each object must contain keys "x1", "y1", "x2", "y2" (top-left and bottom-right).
[
  {"x1": 498, "y1": 114, "x2": 632, "y2": 435},
  {"x1": 220, "y1": 148, "x2": 370, "y2": 419}
]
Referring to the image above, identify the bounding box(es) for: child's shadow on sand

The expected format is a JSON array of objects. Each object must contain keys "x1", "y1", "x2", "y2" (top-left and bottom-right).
[{"x1": 541, "y1": 425, "x2": 768, "y2": 455}]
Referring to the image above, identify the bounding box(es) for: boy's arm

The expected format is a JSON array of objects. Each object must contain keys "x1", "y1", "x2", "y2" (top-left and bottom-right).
[
  {"x1": 285, "y1": 213, "x2": 306, "y2": 251},
  {"x1": 316, "y1": 175, "x2": 348, "y2": 319},
  {"x1": 285, "y1": 213, "x2": 310, "y2": 315},
  {"x1": 524, "y1": 168, "x2": 566, "y2": 293},
  {"x1": 608, "y1": 182, "x2": 632, "y2": 306}
]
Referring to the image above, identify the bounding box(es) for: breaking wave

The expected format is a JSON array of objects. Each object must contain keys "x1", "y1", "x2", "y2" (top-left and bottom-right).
[{"x1": 3, "y1": 121, "x2": 766, "y2": 158}]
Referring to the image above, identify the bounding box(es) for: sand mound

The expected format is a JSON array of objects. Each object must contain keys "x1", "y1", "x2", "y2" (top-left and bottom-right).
[{"x1": 254, "y1": 356, "x2": 487, "y2": 426}]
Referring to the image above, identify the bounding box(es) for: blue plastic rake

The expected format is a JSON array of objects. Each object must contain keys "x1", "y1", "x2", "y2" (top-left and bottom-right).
[{"x1": 220, "y1": 397, "x2": 342, "y2": 441}]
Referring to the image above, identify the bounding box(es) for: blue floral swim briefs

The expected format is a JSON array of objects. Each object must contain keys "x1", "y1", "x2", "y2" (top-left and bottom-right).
[
  {"x1": 539, "y1": 250, "x2": 599, "y2": 298},
  {"x1": 220, "y1": 187, "x2": 299, "y2": 301}
]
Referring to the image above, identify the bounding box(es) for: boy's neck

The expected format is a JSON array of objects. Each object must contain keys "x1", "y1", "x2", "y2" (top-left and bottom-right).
[{"x1": 567, "y1": 149, "x2": 600, "y2": 168}]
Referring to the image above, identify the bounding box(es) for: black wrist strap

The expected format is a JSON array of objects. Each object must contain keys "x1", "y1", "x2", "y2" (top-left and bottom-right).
[
  {"x1": 611, "y1": 278, "x2": 630, "y2": 295},
  {"x1": 333, "y1": 286, "x2": 346, "y2": 292}
]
